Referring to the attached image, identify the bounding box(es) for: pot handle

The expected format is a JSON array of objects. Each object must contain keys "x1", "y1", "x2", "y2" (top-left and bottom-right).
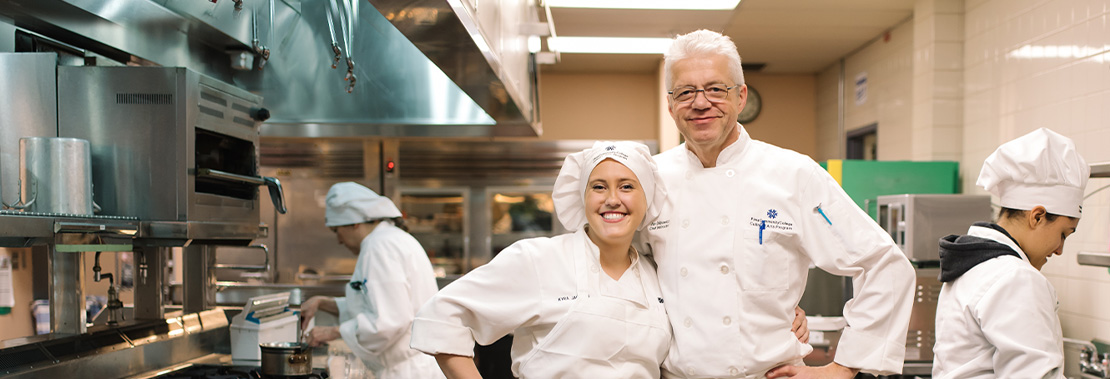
[
  {"x1": 288, "y1": 354, "x2": 308, "y2": 364},
  {"x1": 1, "y1": 177, "x2": 36, "y2": 210}
]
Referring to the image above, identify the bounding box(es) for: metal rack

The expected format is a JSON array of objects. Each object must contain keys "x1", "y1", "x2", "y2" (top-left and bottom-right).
[{"x1": 1078, "y1": 162, "x2": 1110, "y2": 268}]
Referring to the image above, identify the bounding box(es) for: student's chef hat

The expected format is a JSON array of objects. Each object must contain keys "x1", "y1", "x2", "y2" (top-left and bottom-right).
[
  {"x1": 977, "y1": 128, "x2": 1089, "y2": 218},
  {"x1": 552, "y1": 141, "x2": 668, "y2": 231},
  {"x1": 325, "y1": 182, "x2": 402, "y2": 227}
]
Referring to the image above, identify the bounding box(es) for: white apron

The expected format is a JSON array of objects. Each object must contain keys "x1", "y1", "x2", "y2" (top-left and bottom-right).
[{"x1": 516, "y1": 241, "x2": 672, "y2": 378}]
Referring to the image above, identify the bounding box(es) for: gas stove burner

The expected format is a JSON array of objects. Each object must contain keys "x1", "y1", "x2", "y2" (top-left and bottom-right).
[
  {"x1": 247, "y1": 369, "x2": 329, "y2": 379},
  {"x1": 150, "y1": 364, "x2": 327, "y2": 379}
]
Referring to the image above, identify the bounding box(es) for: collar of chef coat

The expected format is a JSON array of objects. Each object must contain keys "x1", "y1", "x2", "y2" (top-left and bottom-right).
[
  {"x1": 682, "y1": 122, "x2": 752, "y2": 169},
  {"x1": 580, "y1": 227, "x2": 648, "y2": 308},
  {"x1": 965, "y1": 224, "x2": 1031, "y2": 265}
]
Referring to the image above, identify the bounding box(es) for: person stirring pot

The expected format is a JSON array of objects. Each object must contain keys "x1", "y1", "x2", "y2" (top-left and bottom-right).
[
  {"x1": 932, "y1": 128, "x2": 1090, "y2": 379},
  {"x1": 300, "y1": 182, "x2": 444, "y2": 379}
]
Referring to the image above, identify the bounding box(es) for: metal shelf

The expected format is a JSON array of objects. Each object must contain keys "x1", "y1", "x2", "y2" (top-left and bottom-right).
[
  {"x1": 0, "y1": 213, "x2": 266, "y2": 248},
  {"x1": 1093, "y1": 162, "x2": 1110, "y2": 178},
  {"x1": 1079, "y1": 251, "x2": 1110, "y2": 268}
]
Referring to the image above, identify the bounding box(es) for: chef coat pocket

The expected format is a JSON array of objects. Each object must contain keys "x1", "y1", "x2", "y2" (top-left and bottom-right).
[{"x1": 738, "y1": 226, "x2": 789, "y2": 291}]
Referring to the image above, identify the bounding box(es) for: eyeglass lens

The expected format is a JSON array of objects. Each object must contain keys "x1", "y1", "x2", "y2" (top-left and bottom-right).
[{"x1": 671, "y1": 85, "x2": 733, "y2": 103}]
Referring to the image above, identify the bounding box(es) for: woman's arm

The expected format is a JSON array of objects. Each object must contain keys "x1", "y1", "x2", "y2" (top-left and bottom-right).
[{"x1": 434, "y1": 353, "x2": 482, "y2": 379}]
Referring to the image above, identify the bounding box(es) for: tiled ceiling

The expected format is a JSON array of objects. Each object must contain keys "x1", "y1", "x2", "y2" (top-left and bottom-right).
[{"x1": 541, "y1": 0, "x2": 915, "y2": 75}]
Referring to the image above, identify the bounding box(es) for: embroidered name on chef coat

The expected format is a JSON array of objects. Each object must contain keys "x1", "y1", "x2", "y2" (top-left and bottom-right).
[
  {"x1": 749, "y1": 208, "x2": 794, "y2": 231},
  {"x1": 648, "y1": 219, "x2": 670, "y2": 231}
]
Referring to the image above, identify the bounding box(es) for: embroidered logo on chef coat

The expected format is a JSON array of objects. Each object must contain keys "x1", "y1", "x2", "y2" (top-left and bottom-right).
[
  {"x1": 767, "y1": 209, "x2": 778, "y2": 219},
  {"x1": 648, "y1": 219, "x2": 670, "y2": 231},
  {"x1": 749, "y1": 216, "x2": 794, "y2": 231}
]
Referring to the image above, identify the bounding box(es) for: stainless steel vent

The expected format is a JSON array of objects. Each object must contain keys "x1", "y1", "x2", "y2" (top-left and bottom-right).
[{"x1": 115, "y1": 93, "x2": 173, "y2": 105}]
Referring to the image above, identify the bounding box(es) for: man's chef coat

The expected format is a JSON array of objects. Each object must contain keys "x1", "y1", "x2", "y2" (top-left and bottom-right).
[{"x1": 643, "y1": 124, "x2": 916, "y2": 378}]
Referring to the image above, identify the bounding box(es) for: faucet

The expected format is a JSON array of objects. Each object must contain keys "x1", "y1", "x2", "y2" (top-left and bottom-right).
[
  {"x1": 93, "y1": 252, "x2": 125, "y2": 325},
  {"x1": 1080, "y1": 345, "x2": 1109, "y2": 378}
]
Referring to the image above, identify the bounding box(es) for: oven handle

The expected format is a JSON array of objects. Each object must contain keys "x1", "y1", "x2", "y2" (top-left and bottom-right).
[{"x1": 196, "y1": 168, "x2": 288, "y2": 214}]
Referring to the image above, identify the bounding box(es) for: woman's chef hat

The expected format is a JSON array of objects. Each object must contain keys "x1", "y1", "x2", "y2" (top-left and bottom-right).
[
  {"x1": 977, "y1": 128, "x2": 1089, "y2": 218},
  {"x1": 325, "y1": 182, "x2": 402, "y2": 227},
  {"x1": 552, "y1": 141, "x2": 668, "y2": 231}
]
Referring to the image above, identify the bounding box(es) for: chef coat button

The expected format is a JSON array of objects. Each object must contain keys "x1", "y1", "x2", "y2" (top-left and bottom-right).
[
  {"x1": 680, "y1": 267, "x2": 688, "y2": 277},
  {"x1": 723, "y1": 316, "x2": 732, "y2": 326},
  {"x1": 686, "y1": 367, "x2": 696, "y2": 376},
  {"x1": 590, "y1": 265, "x2": 599, "y2": 273},
  {"x1": 721, "y1": 216, "x2": 730, "y2": 225},
  {"x1": 729, "y1": 367, "x2": 739, "y2": 376},
  {"x1": 683, "y1": 317, "x2": 692, "y2": 328},
  {"x1": 720, "y1": 265, "x2": 730, "y2": 274},
  {"x1": 685, "y1": 171, "x2": 693, "y2": 180},
  {"x1": 725, "y1": 169, "x2": 735, "y2": 177},
  {"x1": 682, "y1": 219, "x2": 690, "y2": 228}
]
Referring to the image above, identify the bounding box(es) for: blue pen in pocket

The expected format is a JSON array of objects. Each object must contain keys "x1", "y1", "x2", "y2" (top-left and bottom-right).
[{"x1": 759, "y1": 220, "x2": 766, "y2": 245}]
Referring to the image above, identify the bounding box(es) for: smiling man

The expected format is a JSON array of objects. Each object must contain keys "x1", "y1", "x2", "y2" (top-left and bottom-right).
[{"x1": 639, "y1": 29, "x2": 916, "y2": 379}]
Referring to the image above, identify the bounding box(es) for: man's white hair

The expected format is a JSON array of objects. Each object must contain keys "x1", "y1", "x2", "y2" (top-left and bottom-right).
[{"x1": 664, "y1": 29, "x2": 745, "y2": 89}]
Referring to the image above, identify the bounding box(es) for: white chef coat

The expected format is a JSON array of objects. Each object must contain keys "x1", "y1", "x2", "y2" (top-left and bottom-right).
[
  {"x1": 643, "y1": 124, "x2": 915, "y2": 378},
  {"x1": 410, "y1": 228, "x2": 672, "y2": 378},
  {"x1": 335, "y1": 221, "x2": 443, "y2": 379},
  {"x1": 932, "y1": 225, "x2": 1065, "y2": 379}
]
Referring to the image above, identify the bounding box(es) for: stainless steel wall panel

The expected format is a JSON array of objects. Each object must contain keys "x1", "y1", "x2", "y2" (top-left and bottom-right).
[{"x1": 0, "y1": 53, "x2": 57, "y2": 209}]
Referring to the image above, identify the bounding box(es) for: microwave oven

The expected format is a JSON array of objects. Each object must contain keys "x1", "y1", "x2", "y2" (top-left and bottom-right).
[{"x1": 877, "y1": 194, "x2": 992, "y2": 262}]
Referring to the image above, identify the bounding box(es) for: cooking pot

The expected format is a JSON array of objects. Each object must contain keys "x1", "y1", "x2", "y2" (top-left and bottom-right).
[
  {"x1": 4, "y1": 137, "x2": 98, "y2": 214},
  {"x1": 259, "y1": 341, "x2": 313, "y2": 377}
]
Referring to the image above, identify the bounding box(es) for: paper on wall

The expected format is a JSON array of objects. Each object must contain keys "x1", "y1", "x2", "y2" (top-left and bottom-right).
[{"x1": 0, "y1": 256, "x2": 13, "y2": 308}]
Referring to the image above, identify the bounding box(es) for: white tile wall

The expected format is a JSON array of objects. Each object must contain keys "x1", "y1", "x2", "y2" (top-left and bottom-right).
[
  {"x1": 975, "y1": 0, "x2": 1110, "y2": 339},
  {"x1": 814, "y1": 21, "x2": 915, "y2": 161},
  {"x1": 818, "y1": 0, "x2": 1110, "y2": 341}
]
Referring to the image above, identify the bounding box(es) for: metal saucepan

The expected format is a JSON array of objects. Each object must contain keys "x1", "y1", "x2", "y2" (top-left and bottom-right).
[{"x1": 259, "y1": 341, "x2": 313, "y2": 377}]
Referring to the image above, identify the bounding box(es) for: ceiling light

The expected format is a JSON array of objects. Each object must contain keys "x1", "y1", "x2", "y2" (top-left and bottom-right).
[
  {"x1": 544, "y1": 0, "x2": 741, "y2": 10},
  {"x1": 547, "y1": 36, "x2": 672, "y2": 54}
]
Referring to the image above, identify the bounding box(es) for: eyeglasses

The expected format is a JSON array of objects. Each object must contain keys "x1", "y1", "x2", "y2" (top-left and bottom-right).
[{"x1": 668, "y1": 84, "x2": 739, "y2": 103}]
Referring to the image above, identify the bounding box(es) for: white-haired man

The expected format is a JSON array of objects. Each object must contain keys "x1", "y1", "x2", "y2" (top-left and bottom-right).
[{"x1": 641, "y1": 29, "x2": 916, "y2": 379}]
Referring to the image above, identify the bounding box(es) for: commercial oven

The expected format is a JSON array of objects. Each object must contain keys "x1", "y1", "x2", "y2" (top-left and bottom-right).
[{"x1": 56, "y1": 66, "x2": 285, "y2": 228}]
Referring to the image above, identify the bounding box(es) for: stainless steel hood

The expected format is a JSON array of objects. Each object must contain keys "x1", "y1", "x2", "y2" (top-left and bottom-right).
[
  {"x1": 0, "y1": 0, "x2": 542, "y2": 138},
  {"x1": 238, "y1": 0, "x2": 541, "y2": 138}
]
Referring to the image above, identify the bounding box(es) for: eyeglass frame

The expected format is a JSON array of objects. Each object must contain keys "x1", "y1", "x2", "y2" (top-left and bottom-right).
[{"x1": 667, "y1": 84, "x2": 741, "y2": 104}]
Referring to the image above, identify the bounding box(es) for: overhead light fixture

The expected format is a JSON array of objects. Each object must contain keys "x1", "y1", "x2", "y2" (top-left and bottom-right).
[
  {"x1": 547, "y1": 36, "x2": 672, "y2": 54},
  {"x1": 544, "y1": 0, "x2": 741, "y2": 10}
]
